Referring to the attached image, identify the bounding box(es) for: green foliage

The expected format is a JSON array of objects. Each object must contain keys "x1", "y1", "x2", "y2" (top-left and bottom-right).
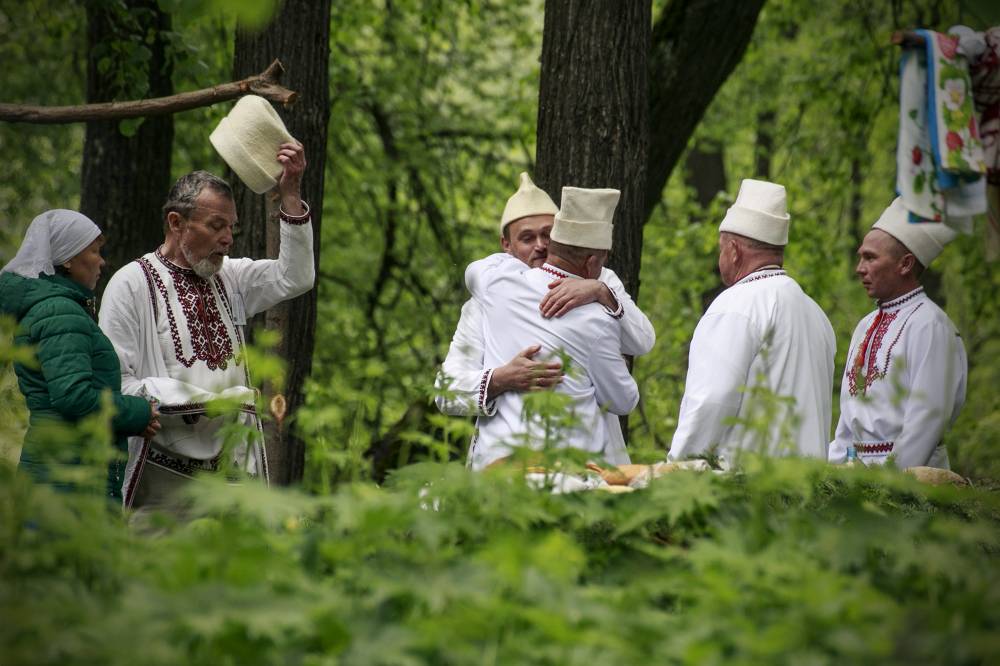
[{"x1": 2, "y1": 455, "x2": 999, "y2": 664}]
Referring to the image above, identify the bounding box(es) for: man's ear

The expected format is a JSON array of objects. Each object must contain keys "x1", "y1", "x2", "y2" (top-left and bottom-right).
[
  {"x1": 898, "y1": 252, "x2": 917, "y2": 277},
  {"x1": 499, "y1": 233, "x2": 511, "y2": 253},
  {"x1": 166, "y1": 211, "x2": 185, "y2": 234},
  {"x1": 727, "y1": 237, "x2": 741, "y2": 265}
]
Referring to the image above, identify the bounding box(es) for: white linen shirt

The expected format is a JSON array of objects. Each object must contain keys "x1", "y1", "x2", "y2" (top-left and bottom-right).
[
  {"x1": 829, "y1": 288, "x2": 967, "y2": 469},
  {"x1": 668, "y1": 268, "x2": 836, "y2": 463},
  {"x1": 99, "y1": 219, "x2": 315, "y2": 491},
  {"x1": 464, "y1": 253, "x2": 640, "y2": 470},
  {"x1": 435, "y1": 253, "x2": 654, "y2": 464}
]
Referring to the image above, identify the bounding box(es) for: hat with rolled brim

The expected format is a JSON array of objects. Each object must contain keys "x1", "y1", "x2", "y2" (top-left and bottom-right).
[
  {"x1": 209, "y1": 95, "x2": 296, "y2": 194},
  {"x1": 550, "y1": 186, "x2": 620, "y2": 251},
  {"x1": 501, "y1": 172, "x2": 559, "y2": 232},
  {"x1": 719, "y1": 179, "x2": 790, "y2": 246},
  {"x1": 873, "y1": 197, "x2": 957, "y2": 266}
]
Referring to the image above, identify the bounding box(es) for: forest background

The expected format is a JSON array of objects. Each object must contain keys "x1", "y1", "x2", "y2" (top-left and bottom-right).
[
  {"x1": 2, "y1": 1, "x2": 1000, "y2": 664},
  {"x1": 2, "y1": 0, "x2": 998, "y2": 483}
]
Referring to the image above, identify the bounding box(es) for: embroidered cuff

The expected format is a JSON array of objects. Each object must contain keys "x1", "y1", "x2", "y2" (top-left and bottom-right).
[
  {"x1": 478, "y1": 368, "x2": 498, "y2": 416},
  {"x1": 279, "y1": 201, "x2": 311, "y2": 225},
  {"x1": 602, "y1": 289, "x2": 624, "y2": 320}
]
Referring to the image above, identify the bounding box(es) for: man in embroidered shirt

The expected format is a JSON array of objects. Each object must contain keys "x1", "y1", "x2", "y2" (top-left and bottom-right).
[
  {"x1": 668, "y1": 179, "x2": 836, "y2": 465},
  {"x1": 435, "y1": 173, "x2": 654, "y2": 465},
  {"x1": 98, "y1": 142, "x2": 315, "y2": 508},
  {"x1": 829, "y1": 197, "x2": 967, "y2": 469},
  {"x1": 463, "y1": 187, "x2": 639, "y2": 470}
]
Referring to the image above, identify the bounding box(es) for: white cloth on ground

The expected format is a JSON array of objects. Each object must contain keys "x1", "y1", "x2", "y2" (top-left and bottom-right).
[
  {"x1": 829, "y1": 288, "x2": 966, "y2": 469},
  {"x1": 668, "y1": 268, "x2": 836, "y2": 463}
]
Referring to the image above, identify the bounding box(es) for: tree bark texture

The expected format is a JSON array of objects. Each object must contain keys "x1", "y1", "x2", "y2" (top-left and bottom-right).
[
  {"x1": 232, "y1": 0, "x2": 331, "y2": 485},
  {"x1": 644, "y1": 0, "x2": 766, "y2": 223},
  {"x1": 81, "y1": 0, "x2": 174, "y2": 291},
  {"x1": 535, "y1": 0, "x2": 651, "y2": 301}
]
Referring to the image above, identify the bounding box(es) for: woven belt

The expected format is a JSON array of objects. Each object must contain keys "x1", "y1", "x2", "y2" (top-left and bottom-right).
[{"x1": 147, "y1": 446, "x2": 222, "y2": 477}]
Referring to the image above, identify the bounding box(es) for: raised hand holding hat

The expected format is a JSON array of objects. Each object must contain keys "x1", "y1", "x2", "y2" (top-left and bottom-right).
[{"x1": 210, "y1": 95, "x2": 299, "y2": 195}]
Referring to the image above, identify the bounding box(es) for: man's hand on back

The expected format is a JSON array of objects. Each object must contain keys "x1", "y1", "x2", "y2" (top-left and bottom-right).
[
  {"x1": 487, "y1": 344, "x2": 563, "y2": 400},
  {"x1": 540, "y1": 279, "x2": 616, "y2": 318}
]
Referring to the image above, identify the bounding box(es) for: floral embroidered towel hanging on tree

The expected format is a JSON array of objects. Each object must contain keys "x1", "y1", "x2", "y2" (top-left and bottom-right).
[{"x1": 897, "y1": 29, "x2": 987, "y2": 227}]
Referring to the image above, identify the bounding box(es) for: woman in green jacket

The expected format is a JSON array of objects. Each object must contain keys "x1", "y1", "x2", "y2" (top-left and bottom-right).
[{"x1": 0, "y1": 209, "x2": 159, "y2": 499}]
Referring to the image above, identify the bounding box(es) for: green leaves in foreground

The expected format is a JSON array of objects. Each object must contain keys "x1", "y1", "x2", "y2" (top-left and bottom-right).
[{"x1": 1, "y1": 458, "x2": 999, "y2": 665}]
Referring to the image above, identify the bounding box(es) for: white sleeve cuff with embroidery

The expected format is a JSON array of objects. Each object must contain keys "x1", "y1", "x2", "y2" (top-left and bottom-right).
[
  {"x1": 477, "y1": 368, "x2": 498, "y2": 416},
  {"x1": 602, "y1": 289, "x2": 624, "y2": 319}
]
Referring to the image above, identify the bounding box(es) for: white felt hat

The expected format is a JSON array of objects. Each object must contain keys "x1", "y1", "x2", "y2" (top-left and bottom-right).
[
  {"x1": 209, "y1": 95, "x2": 296, "y2": 194},
  {"x1": 719, "y1": 179, "x2": 790, "y2": 246},
  {"x1": 873, "y1": 197, "x2": 957, "y2": 266},
  {"x1": 550, "y1": 186, "x2": 620, "y2": 251},
  {"x1": 500, "y1": 172, "x2": 559, "y2": 232}
]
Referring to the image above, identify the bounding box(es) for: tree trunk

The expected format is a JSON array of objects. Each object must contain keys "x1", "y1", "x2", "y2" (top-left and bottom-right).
[
  {"x1": 684, "y1": 140, "x2": 727, "y2": 210},
  {"x1": 535, "y1": 0, "x2": 651, "y2": 301},
  {"x1": 81, "y1": 0, "x2": 173, "y2": 290},
  {"x1": 645, "y1": 0, "x2": 766, "y2": 223},
  {"x1": 232, "y1": 0, "x2": 331, "y2": 485},
  {"x1": 754, "y1": 110, "x2": 776, "y2": 180}
]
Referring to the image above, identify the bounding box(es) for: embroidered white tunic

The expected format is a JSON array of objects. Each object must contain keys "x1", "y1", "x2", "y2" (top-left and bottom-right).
[
  {"x1": 829, "y1": 288, "x2": 967, "y2": 469},
  {"x1": 464, "y1": 253, "x2": 640, "y2": 470},
  {"x1": 435, "y1": 253, "x2": 654, "y2": 464},
  {"x1": 668, "y1": 269, "x2": 836, "y2": 463},
  {"x1": 98, "y1": 219, "x2": 315, "y2": 494}
]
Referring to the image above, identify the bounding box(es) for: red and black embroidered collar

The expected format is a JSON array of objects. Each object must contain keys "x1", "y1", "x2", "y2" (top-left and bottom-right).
[
  {"x1": 539, "y1": 263, "x2": 579, "y2": 280},
  {"x1": 878, "y1": 287, "x2": 925, "y2": 312},
  {"x1": 736, "y1": 266, "x2": 786, "y2": 286},
  {"x1": 155, "y1": 247, "x2": 197, "y2": 277}
]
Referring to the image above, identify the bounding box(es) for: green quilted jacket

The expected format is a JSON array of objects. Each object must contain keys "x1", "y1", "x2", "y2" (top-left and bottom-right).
[{"x1": 0, "y1": 271, "x2": 150, "y2": 495}]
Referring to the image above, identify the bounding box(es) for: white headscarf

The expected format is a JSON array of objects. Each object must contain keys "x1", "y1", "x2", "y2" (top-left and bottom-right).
[{"x1": 1, "y1": 209, "x2": 102, "y2": 278}]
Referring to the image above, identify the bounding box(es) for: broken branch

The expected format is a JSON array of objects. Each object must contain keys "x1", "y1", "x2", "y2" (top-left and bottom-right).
[{"x1": 0, "y1": 59, "x2": 296, "y2": 124}]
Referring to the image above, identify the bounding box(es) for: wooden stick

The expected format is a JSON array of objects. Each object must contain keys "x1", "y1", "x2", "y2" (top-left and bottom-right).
[
  {"x1": 0, "y1": 59, "x2": 297, "y2": 124},
  {"x1": 891, "y1": 30, "x2": 927, "y2": 48}
]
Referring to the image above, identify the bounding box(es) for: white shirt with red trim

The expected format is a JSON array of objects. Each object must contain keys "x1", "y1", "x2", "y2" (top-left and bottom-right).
[
  {"x1": 668, "y1": 268, "x2": 836, "y2": 464},
  {"x1": 463, "y1": 253, "x2": 640, "y2": 470},
  {"x1": 829, "y1": 287, "x2": 967, "y2": 469},
  {"x1": 99, "y1": 218, "x2": 315, "y2": 492}
]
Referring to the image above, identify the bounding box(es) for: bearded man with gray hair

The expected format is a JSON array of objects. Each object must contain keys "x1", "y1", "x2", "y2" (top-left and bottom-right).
[{"x1": 98, "y1": 142, "x2": 315, "y2": 509}]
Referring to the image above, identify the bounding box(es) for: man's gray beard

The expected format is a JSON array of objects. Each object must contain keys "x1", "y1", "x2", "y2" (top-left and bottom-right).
[{"x1": 180, "y1": 242, "x2": 223, "y2": 279}]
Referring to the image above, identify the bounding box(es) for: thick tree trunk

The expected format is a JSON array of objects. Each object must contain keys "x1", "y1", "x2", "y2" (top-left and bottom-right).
[
  {"x1": 645, "y1": 0, "x2": 766, "y2": 223},
  {"x1": 232, "y1": 0, "x2": 331, "y2": 485},
  {"x1": 535, "y1": 0, "x2": 651, "y2": 301},
  {"x1": 81, "y1": 0, "x2": 173, "y2": 289}
]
